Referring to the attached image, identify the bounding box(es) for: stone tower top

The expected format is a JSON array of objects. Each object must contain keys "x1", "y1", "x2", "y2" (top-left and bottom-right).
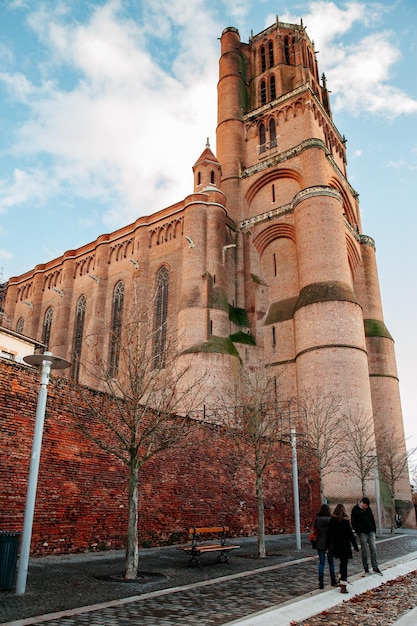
[{"x1": 192, "y1": 138, "x2": 221, "y2": 192}]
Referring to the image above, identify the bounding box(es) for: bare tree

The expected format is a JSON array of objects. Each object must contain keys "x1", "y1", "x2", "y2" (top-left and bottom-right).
[
  {"x1": 214, "y1": 360, "x2": 293, "y2": 558},
  {"x1": 298, "y1": 390, "x2": 344, "y2": 503},
  {"x1": 73, "y1": 304, "x2": 205, "y2": 579},
  {"x1": 377, "y1": 425, "x2": 415, "y2": 533},
  {"x1": 339, "y1": 405, "x2": 376, "y2": 496}
]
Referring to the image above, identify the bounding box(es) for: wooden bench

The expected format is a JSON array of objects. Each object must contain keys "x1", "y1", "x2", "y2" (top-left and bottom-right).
[{"x1": 179, "y1": 526, "x2": 240, "y2": 567}]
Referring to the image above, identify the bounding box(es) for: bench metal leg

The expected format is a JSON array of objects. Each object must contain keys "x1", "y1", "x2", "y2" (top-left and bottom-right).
[{"x1": 188, "y1": 553, "x2": 201, "y2": 567}]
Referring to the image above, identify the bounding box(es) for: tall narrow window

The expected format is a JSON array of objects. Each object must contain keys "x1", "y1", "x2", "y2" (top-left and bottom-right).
[
  {"x1": 72, "y1": 295, "x2": 86, "y2": 381},
  {"x1": 260, "y1": 80, "x2": 266, "y2": 105},
  {"x1": 272, "y1": 184, "x2": 276, "y2": 203},
  {"x1": 260, "y1": 45, "x2": 266, "y2": 72},
  {"x1": 272, "y1": 326, "x2": 276, "y2": 348},
  {"x1": 269, "y1": 118, "x2": 277, "y2": 147},
  {"x1": 153, "y1": 266, "x2": 169, "y2": 368},
  {"x1": 259, "y1": 123, "x2": 266, "y2": 152},
  {"x1": 270, "y1": 75, "x2": 276, "y2": 101},
  {"x1": 210, "y1": 170, "x2": 215, "y2": 184},
  {"x1": 42, "y1": 307, "x2": 53, "y2": 349},
  {"x1": 108, "y1": 281, "x2": 124, "y2": 378},
  {"x1": 284, "y1": 37, "x2": 290, "y2": 64},
  {"x1": 273, "y1": 253, "x2": 277, "y2": 276},
  {"x1": 16, "y1": 317, "x2": 24, "y2": 334},
  {"x1": 268, "y1": 41, "x2": 274, "y2": 67}
]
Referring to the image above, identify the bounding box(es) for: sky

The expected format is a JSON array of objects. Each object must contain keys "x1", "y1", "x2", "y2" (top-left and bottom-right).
[{"x1": 0, "y1": 0, "x2": 416, "y2": 451}]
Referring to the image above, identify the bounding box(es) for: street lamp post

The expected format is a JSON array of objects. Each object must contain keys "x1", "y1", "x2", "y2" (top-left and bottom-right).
[
  {"x1": 373, "y1": 456, "x2": 383, "y2": 535},
  {"x1": 291, "y1": 428, "x2": 302, "y2": 550},
  {"x1": 16, "y1": 352, "x2": 70, "y2": 595}
]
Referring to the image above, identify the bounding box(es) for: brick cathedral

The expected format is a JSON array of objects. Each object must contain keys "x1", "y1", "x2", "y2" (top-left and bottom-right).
[{"x1": 3, "y1": 20, "x2": 412, "y2": 519}]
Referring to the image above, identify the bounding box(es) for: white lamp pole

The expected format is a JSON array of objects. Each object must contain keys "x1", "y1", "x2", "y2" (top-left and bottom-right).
[
  {"x1": 16, "y1": 352, "x2": 70, "y2": 595},
  {"x1": 373, "y1": 456, "x2": 383, "y2": 535},
  {"x1": 291, "y1": 428, "x2": 302, "y2": 550}
]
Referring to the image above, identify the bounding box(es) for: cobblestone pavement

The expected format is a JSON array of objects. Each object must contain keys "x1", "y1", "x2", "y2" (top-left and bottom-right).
[{"x1": 1, "y1": 532, "x2": 417, "y2": 626}]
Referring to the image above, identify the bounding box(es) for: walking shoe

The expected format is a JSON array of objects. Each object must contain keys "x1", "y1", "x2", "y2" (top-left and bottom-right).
[
  {"x1": 373, "y1": 568, "x2": 383, "y2": 575},
  {"x1": 364, "y1": 567, "x2": 369, "y2": 573}
]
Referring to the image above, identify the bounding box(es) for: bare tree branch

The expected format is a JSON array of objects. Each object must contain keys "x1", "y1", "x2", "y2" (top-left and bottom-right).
[
  {"x1": 72, "y1": 304, "x2": 207, "y2": 578},
  {"x1": 339, "y1": 404, "x2": 376, "y2": 496},
  {"x1": 298, "y1": 390, "x2": 344, "y2": 502},
  {"x1": 377, "y1": 424, "x2": 415, "y2": 533},
  {"x1": 211, "y1": 358, "x2": 294, "y2": 558}
]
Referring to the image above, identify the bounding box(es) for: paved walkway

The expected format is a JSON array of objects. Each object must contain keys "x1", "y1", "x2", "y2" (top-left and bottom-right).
[{"x1": 1, "y1": 532, "x2": 417, "y2": 626}]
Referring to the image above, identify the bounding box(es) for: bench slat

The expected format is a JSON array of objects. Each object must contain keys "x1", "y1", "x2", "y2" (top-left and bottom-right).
[{"x1": 188, "y1": 526, "x2": 229, "y2": 535}]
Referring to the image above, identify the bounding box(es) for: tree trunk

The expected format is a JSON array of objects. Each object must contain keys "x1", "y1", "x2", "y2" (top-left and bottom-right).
[
  {"x1": 125, "y1": 454, "x2": 139, "y2": 579},
  {"x1": 256, "y1": 470, "x2": 266, "y2": 558},
  {"x1": 390, "y1": 488, "x2": 396, "y2": 534},
  {"x1": 319, "y1": 466, "x2": 325, "y2": 503}
]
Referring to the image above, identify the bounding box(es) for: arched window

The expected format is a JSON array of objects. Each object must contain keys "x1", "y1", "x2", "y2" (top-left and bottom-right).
[
  {"x1": 197, "y1": 171, "x2": 201, "y2": 185},
  {"x1": 270, "y1": 75, "x2": 276, "y2": 101},
  {"x1": 284, "y1": 37, "x2": 290, "y2": 64},
  {"x1": 210, "y1": 170, "x2": 215, "y2": 184},
  {"x1": 153, "y1": 267, "x2": 169, "y2": 368},
  {"x1": 71, "y1": 295, "x2": 86, "y2": 381},
  {"x1": 259, "y1": 123, "x2": 266, "y2": 152},
  {"x1": 108, "y1": 281, "x2": 124, "y2": 378},
  {"x1": 260, "y1": 80, "x2": 266, "y2": 105},
  {"x1": 16, "y1": 317, "x2": 24, "y2": 334},
  {"x1": 269, "y1": 118, "x2": 277, "y2": 147},
  {"x1": 42, "y1": 307, "x2": 53, "y2": 348},
  {"x1": 260, "y1": 45, "x2": 266, "y2": 72},
  {"x1": 268, "y1": 41, "x2": 274, "y2": 67}
]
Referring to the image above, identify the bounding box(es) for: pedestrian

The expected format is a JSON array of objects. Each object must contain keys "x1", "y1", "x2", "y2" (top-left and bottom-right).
[
  {"x1": 314, "y1": 503, "x2": 337, "y2": 589},
  {"x1": 396, "y1": 512, "x2": 403, "y2": 529},
  {"x1": 326, "y1": 503, "x2": 359, "y2": 594},
  {"x1": 351, "y1": 496, "x2": 382, "y2": 575}
]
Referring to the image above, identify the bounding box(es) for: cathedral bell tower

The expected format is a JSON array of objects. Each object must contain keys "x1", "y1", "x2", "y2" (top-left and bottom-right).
[{"x1": 215, "y1": 20, "x2": 411, "y2": 514}]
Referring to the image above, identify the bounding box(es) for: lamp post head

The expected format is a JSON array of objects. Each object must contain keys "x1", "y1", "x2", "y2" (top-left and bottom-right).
[{"x1": 23, "y1": 352, "x2": 70, "y2": 371}]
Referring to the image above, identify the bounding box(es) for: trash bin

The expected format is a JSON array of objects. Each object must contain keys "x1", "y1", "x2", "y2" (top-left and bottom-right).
[{"x1": 0, "y1": 532, "x2": 21, "y2": 590}]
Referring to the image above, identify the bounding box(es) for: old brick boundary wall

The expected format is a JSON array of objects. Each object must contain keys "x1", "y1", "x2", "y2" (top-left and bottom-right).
[{"x1": 0, "y1": 359, "x2": 320, "y2": 556}]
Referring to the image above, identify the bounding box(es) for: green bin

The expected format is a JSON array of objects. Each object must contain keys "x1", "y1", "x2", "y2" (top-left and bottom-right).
[{"x1": 0, "y1": 532, "x2": 21, "y2": 590}]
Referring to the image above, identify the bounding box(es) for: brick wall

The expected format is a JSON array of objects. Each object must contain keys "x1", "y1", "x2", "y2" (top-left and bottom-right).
[{"x1": 0, "y1": 359, "x2": 320, "y2": 556}]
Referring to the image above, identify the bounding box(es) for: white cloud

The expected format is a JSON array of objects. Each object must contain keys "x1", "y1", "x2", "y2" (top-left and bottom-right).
[
  {"x1": 0, "y1": 168, "x2": 59, "y2": 213},
  {"x1": 0, "y1": 0, "x2": 220, "y2": 228},
  {"x1": 277, "y1": 1, "x2": 417, "y2": 118}
]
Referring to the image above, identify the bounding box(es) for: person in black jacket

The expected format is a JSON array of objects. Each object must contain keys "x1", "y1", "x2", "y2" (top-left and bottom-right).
[
  {"x1": 351, "y1": 497, "x2": 382, "y2": 575},
  {"x1": 314, "y1": 503, "x2": 337, "y2": 589},
  {"x1": 326, "y1": 503, "x2": 359, "y2": 593}
]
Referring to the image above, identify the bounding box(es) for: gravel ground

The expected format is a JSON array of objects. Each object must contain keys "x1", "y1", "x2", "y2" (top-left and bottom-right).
[{"x1": 292, "y1": 570, "x2": 417, "y2": 625}]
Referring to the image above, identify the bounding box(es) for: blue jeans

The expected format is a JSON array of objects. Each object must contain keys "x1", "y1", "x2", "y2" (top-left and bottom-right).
[
  {"x1": 317, "y1": 548, "x2": 336, "y2": 582},
  {"x1": 359, "y1": 531, "x2": 379, "y2": 570}
]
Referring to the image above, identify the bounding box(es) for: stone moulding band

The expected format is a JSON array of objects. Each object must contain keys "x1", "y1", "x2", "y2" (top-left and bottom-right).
[
  {"x1": 239, "y1": 185, "x2": 342, "y2": 230},
  {"x1": 295, "y1": 343, "x2": 368, "y2": 360},
  {"x1": 292, "y1": 185, "x2": 342, "y2": 207}
]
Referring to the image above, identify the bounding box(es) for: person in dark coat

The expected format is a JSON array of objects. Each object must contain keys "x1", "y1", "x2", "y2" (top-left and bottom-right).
[
  {"x1": 326, "y1": 503, "x2": 359, "y2": 593},
  {"x1": 314, "y1": 503, "x2": 337, "y2": 589},
  {"x1": 351, "y1": 497, "x2": 382, "y2": 575}
]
